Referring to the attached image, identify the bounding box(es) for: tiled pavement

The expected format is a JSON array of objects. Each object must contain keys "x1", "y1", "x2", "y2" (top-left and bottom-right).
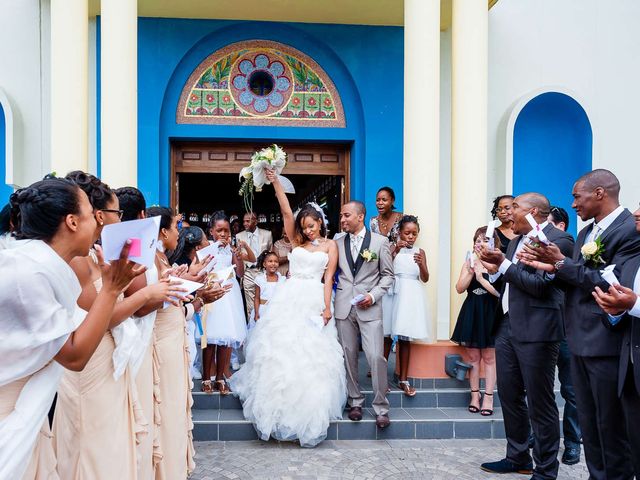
[{"x1": 190, "y1": 439, "x2": 589, "y2": 479}]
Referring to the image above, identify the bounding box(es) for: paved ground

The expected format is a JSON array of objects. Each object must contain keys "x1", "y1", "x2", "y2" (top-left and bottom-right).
[{"x1": 191, "y1": 439, "x2": 589, "y2": 479}]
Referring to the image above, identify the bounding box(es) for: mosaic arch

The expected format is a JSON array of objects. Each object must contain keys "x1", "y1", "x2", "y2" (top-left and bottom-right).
[{"x1": 177, "y1": 40, "x2": 346, "y2": 127}]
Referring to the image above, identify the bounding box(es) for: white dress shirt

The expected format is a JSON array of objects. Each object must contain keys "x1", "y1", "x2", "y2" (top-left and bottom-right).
[
  {"x1": 587, "y1": 205, "x2": 625, "y2": 242},
  {"x1": 246, "y1": 229, "x2": 260, "y2": 268},
  {"x1": 349, "y1": 226, "x2": 375, "y2": 305},
  {"x1": 498, "y1": 221, "x2": 549, "y2": 314},
  {"x1": 350, "y1": 226, "x2": 366, "y2": 259}
]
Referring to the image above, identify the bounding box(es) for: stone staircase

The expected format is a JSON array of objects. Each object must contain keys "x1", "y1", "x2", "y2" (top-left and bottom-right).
[{"x1": 191, "y1": 354, "x2": 564, "y2": 442}]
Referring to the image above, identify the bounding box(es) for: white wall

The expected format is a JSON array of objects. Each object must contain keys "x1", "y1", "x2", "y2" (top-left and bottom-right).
[
  {"x1": 488, "y1": 0, "x2": 640, "y2": 210},
  {"x1": 0, "y1": 0, "x2": 50, "y2": 187}
]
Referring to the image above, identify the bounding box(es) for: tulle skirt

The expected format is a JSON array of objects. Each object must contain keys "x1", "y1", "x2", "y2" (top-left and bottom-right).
[{"x1": 229, "y1": 277, "x2": 347, "y2": 447}]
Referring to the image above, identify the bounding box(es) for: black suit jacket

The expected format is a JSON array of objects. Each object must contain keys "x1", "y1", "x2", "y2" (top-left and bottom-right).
[
  {"x1": 497, "y1": 224, "x2": 575, "y2": 342},
  {"x1": 557, "y1": 209, "x2": 640, "y2": 357},
  {"x1": 615, "y1": 255, "x2": 640, "y2": 396}
]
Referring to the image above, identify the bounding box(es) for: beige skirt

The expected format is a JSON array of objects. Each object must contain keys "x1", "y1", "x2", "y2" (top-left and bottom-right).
[
  {"x1": 53, "y1": 331, "x2": 145, "y2": 480},
  {"x1": 153, "y1": 304, "x2": 195, "y2": 480},
  {"x1": 134, "y1": 333, "x2": 162, "y2": 479},
  {"x1": 0, "y1": 376, "x2": 58, "y2": 479}
]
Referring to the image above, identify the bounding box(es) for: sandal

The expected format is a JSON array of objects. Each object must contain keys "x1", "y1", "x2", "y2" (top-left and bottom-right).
[
  {"x1": 215, "y1": 379, "x2": 231, "y2": 396},
  {"x1": 201, "y1": 379, "x2": 213, "y2": 394},
  {"x1": 480, "y1": 392, "x2": 494, "y2": 416},
  {"x1": 398, "y1": 380, "x2": 416, "y2": 397},
  {"x1": 468, "y1": 389, "x2": 481, "y2": 413}
]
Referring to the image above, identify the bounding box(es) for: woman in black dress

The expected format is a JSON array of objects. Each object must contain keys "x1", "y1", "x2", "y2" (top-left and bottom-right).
[
  {"x1": 491, "y1": 195, "x2": 516, "y2": 253},
  {"x1": 451, "y1": 226, "x2": 501, "y2": 416}
]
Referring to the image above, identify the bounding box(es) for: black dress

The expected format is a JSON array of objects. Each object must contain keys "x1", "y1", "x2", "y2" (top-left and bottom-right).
[
  {"x1": 496, "y1": 228, "x2": 513, "y2": 254},
  {"x1": 451, "y1": 275, "x2": 500, "y2": 348}
]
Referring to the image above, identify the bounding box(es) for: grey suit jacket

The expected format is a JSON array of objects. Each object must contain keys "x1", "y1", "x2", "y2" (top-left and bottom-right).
[
  {"x1": 236, "y1": 227, "x2": 273, "y2": 266},
  {"x1": 334, "y1": 230, "x2": 394, "y2": 321}
]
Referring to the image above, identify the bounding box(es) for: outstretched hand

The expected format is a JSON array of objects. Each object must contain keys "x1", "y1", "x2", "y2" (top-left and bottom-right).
[{"x1": 96, "y1": 242, "x2": 147, "y2": 294}]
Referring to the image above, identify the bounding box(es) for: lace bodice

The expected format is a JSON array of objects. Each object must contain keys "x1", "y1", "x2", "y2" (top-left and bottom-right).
[{"x1": 287, "y1": 247, "x2": 328, "y2": 281}]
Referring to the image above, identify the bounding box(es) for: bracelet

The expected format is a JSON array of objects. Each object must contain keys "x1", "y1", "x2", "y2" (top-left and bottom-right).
[{"x1": 553, "y1": 259, "x2": 565, "y2": 272}]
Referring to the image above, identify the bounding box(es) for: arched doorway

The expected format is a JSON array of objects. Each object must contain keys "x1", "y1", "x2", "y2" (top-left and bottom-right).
[{"x1": 511, "y1": 91, "x2": 592, "y2": 236}]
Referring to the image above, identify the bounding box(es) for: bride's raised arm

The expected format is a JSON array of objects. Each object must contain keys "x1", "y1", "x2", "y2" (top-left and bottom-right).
[{"x1": 265, "y1": 169, "x2": 297, "y2": 246}]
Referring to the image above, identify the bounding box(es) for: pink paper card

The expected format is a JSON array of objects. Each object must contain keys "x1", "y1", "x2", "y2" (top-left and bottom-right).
[{"x1": 129, "y1": 238, "x2": 142, "y2": 257}]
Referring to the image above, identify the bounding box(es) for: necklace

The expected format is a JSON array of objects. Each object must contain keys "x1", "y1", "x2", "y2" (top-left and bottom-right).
[{"x1": 156, "y1": 251, "x2": 169, "y2": 266}]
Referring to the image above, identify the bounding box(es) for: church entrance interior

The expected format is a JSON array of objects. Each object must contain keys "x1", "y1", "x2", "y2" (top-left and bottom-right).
[{"x1": 171, "y1": 142, "x2": 350, "y2": 240}]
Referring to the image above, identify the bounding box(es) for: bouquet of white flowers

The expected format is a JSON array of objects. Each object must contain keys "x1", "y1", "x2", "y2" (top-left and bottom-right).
[{"x1": 238, "y1": 144, "x2": 295, "y2": 212}]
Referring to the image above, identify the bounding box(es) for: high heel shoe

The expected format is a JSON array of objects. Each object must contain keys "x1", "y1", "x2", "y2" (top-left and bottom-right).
[
  {"x1": 468, "y1": 389, "x2": 481, "y2": 413},
  {"x1": 481, "y1": 391, "x2": 494, "y2": 416}
]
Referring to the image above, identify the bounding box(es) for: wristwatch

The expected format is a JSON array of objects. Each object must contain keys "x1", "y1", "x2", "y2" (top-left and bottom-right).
[{"x1": 553, "y1": 259, "x2": 565, "y2": 272}]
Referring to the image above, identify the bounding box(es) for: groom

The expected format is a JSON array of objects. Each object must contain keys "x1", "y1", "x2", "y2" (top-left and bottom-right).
[{"x1": 335, "y1": 201, "x2": 394, "y2": 428}]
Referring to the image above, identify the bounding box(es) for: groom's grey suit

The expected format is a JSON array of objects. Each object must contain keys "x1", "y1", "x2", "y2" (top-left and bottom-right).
[{"x1": 335, "y1": 229, "x2": 394, "y2": 416}]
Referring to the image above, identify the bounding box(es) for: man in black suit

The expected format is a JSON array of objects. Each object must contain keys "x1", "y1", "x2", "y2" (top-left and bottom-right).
[
  {"x1": 547, "y1": 206, "x2": 582, "y2": 465},
  {"x1": 520, "y1": 170, "x2": 640, "y2": 479},
  {"x1": 593, "y1": 205, "x2": 640, "y2": 477},
  {"x1": 478, "y1": 193, "x2": 574, "y2": 479}
]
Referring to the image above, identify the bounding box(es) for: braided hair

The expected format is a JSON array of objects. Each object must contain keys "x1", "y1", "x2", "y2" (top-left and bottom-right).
[
  {"x1": 168, "y1": 226, "x2": 206, "y2": 265},
  {"x1": 65, "y1": 171, "x2": 113, "y2": 210},
  {"x1": 398, "y1": 214, "x2": 420, "y2": 232},
  {"x1": 114, "y1": 186, "x2": 146, "y2": 221},
  {"x1": 10, "y1": 178, "x2": 81, "y2": 241}
]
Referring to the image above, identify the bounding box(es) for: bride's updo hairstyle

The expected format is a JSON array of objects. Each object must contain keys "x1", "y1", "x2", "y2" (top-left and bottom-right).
[
  {"x1": 294, "y1": 205, "x2": 327, "y2": 244},
  {"x1": 10, "y1": 178, "x2": 81, "y2": 241},
  {"x1": 65, "y1": 170, "x2": 113, "y2": 210}
]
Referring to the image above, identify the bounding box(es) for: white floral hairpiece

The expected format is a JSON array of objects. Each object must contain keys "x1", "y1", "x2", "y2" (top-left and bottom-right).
[{"x1": 294, "y1": 202, "x2": 328, "y2": 227}]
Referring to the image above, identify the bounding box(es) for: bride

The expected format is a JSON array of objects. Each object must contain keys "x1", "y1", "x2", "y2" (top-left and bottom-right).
[{"x1": 229, "y1": 169, "x2": 347, "y2": 447}]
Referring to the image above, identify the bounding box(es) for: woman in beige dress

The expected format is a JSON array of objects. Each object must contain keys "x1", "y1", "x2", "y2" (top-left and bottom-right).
[
  {"x1": 54, "y1": 173, "x2": 184, "y2": 480},
  {"x1": 0, "y1": 178, "x2": 144, "y2": 480},
  {"x1": 149, "y1": 206, "x2": 197, "y2": 480}
]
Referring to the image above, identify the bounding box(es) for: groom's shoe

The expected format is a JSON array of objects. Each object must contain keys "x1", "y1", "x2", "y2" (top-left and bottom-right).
[
  {"x1": 347, "y1": 407, "x2": 363, "y2": 421},
  {"x1": 375, "y1": 414, "x2": 390, "y2": 429},
  {"x1": 480, "y1": 458, "x2": 533, "y2": 475}
]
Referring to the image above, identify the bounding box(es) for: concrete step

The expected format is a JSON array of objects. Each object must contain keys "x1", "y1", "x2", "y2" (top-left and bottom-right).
[
  {"x1": 192, "y1": 406, "x2": 514, "y2": 441},
  {"x1": 191, "y1": 385, "x2": 566, "y2": 411}
]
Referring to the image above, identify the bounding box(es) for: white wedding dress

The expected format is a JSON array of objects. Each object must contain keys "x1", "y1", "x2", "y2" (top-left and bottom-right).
[{"x1": 230, "y1": 247, "x2": 347, "y2": 447}]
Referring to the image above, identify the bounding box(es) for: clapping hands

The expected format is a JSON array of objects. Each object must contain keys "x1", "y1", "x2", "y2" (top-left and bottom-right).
[{"x1": 593, "y1": 284, "x2": 638, "y2": 316}]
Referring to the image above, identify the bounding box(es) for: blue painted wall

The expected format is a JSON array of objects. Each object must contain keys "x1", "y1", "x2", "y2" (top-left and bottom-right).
[
  {"x1": 513, "y1": 92, "x2": 592, "y2": 237},
  {"x1": 127, "y1": 18, "x2": 404, "y2": 217},
  {"x1": 0, "y1": 103, "x2": 13, "y2": 205}
]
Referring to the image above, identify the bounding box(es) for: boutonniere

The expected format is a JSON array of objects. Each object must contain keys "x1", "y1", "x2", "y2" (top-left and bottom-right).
[
  {"x1": 581, "y1": 238, "x2": 606, "y2": 265},
  {"x1": 360, "y1": 249, "x2": 378, "y2": 262}
]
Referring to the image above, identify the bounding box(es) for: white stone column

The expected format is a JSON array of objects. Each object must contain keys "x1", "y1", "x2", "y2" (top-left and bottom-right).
[
  {"x1": 100, "y1": 0, "x2": 137, "y2": 187},
  {"x1": 50, "y1": 0, "x2": 88, "y2": 176},
  {"x1": 450, "y1": 0, "x2": 488, "y2": 331},
  {"x1": 404, "y1": 0, "x2": 440, "y2": 342}
]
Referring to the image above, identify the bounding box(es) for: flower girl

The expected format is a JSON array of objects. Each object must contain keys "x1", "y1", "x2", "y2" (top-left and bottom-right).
[
  {"x1": 200, "y1": 211, "x2": 247, "y2": 394},
  {"x1": 249, "y1": 250, "x2": 286, "y2": 330},
  {"x1": 391, "y1": 215, "x2": 433, "y2": 396}
]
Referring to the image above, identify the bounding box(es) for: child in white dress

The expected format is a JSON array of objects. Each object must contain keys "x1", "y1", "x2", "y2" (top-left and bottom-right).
[
  {"x1": 391, "y1": 215, "x2": 432, "y2": 396},
  {"x1": 199, "y1": 211, "x2": 246, "y2": 395},
  {"x1": 249, "y1": 251, "x2": 286, "y2": 330}
]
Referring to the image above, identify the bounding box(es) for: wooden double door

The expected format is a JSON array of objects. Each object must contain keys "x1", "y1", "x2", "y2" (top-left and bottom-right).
[{"x1": 171, "y1": 141, "x2": 350, "y2": 236}]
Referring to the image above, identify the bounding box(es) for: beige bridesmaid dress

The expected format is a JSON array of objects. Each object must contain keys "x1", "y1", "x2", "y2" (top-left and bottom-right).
[
  {"x1": 0, "y1": 376, "x2": 58, "y2": 479},
  {"x1": 134, "y1": 333, "x2": 162, "y2": 479},
  {"x1": 53, "y1": 278, "x2": 145, "y2": 480},
  {"x1": 153, "y1": 303, "x2": 195, "y2": 480}
]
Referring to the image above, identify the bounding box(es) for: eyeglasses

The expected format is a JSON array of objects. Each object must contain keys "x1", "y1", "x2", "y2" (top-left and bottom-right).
[{"x1": 101, "y1": 209, "x2": 124, "y2": 219}]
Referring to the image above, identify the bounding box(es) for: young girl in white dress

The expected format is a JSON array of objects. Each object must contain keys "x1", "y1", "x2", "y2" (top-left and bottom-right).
[
  {"x1": 391, "y1": 215, "x2": 433, "y2": 396},
  {"x1": 200, "y1": 211, "x2": 246, "y2": 394},
  {"x1": 249, "y1": 250, "x2": 286, "y2": 330}
]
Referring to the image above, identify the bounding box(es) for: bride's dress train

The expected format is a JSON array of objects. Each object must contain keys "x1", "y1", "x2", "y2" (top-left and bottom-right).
[{"x1": 229, "y1": 247, "x2": 347, "y2": 447}]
